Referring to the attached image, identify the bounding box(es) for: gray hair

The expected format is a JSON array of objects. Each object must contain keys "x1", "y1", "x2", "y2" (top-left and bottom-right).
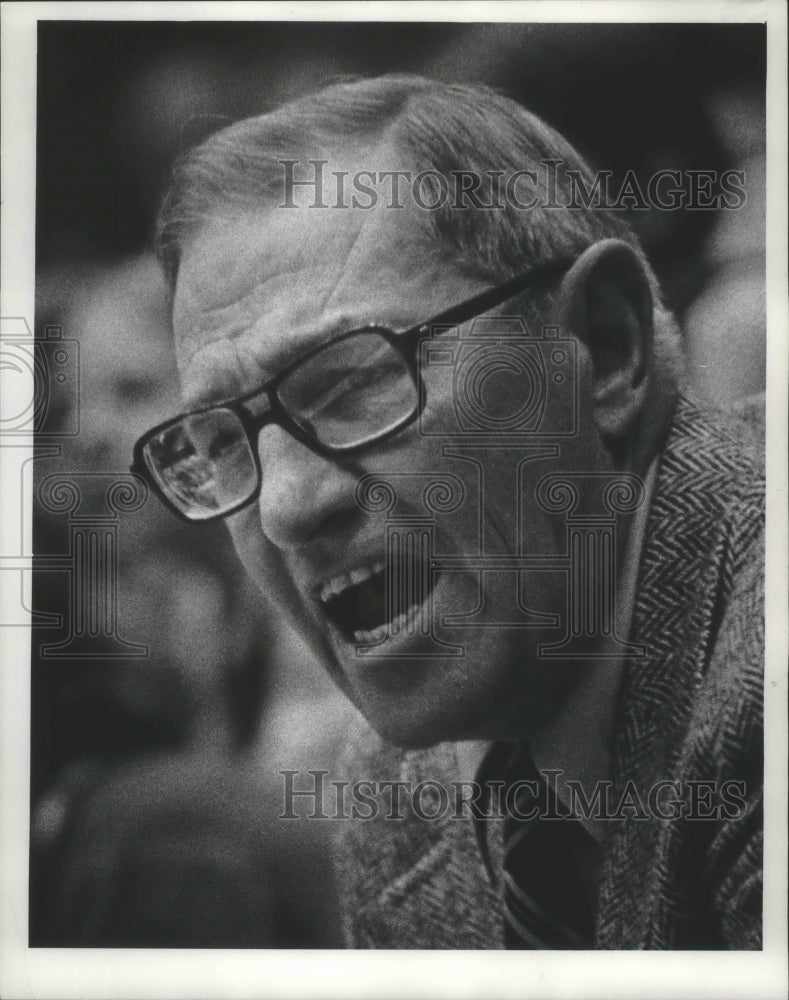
[{"x1": 155, "y1": 74, "x2": 681, "y2": 384}]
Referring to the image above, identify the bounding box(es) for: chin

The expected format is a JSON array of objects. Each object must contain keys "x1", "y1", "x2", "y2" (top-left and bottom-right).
[
  {"x1": 345, "y1": 669, "x2": 504, "y2": 749},
  {"x1": 357, "y1": 708, "x2": 459, "y2": 750},
  {"x1": 346, "y1": 647, "x2": 578, "y2": 750}
]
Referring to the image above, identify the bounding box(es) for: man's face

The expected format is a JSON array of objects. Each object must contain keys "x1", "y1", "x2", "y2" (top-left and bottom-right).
[{"x1": 172, "y1": 182, "x2": 604, "y2": 747}]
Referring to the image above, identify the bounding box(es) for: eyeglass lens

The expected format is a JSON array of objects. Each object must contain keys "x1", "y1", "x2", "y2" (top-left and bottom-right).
[
  {"x1": 142, "y1": 332, "x2": 417, "y2": 519},
  {"x1": 277, "y1": 331, "x2": 416, "y2": 448},
  {"x1": 144, "y1": 407, "x2": 258, "y2": 520}
]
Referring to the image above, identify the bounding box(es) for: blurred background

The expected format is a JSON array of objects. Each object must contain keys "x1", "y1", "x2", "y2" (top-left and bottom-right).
[{"x1": 30, "y1": 20, "x2": 765, "y2": 947}]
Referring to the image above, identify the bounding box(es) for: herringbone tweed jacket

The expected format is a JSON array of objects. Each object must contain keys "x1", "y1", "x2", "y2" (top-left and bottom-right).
[{"x1": 335, "y1": 395, "x2": 764, "y2": 949}]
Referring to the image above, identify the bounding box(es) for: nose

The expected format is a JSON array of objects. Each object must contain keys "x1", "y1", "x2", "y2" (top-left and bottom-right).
[{"x1": 255, "y1": 423, "x2": 359, "y2": 547}]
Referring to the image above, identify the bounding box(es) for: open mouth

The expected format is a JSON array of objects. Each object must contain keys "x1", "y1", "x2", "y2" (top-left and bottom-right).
[{"x1": 318, "y1": 558, "x2": 441, "y2": 644}]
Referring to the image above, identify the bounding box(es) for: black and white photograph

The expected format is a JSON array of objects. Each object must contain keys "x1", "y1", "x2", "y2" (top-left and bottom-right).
[{"x1": 1, "y1": 2, "x2": 786, "y2": 998}]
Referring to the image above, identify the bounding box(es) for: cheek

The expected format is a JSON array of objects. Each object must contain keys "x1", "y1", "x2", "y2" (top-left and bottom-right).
[
  {"x1": 226, "y1": 509, "x2": 294, "y2": 610},
  {"x1": 226, "y1": 508, "x2": 259, "y2": 570}
]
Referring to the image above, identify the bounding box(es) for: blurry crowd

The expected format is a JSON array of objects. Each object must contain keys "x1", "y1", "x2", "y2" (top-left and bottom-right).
[
  {"x1": 30, "y1": 22, "x2": 765, "y2": 947},
  {"x1": 31, "y1": 250, "x2": 353, "y2": 946}
]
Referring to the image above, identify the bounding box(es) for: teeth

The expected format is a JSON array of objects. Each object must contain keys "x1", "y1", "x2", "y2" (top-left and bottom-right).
[
  {"x1": 318, "y1": 559, "x2": 435, "y2": 646},
  {"x1": 319, "y1": 560, "x2": 386, "y2": 604},
  {"x1": 319, "y1": 574, "x2": 349, "y2": 603},
  {"x1": 353, "y1": 601, "x2": 424, "y2": 645},
  {"x1": 353, "y1": 625, "x2": 388, "y2": 644}
]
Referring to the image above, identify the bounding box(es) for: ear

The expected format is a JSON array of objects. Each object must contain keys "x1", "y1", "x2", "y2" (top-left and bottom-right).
[{"x1": 557, "y1": 239, "x2": 654, "y2": 447}]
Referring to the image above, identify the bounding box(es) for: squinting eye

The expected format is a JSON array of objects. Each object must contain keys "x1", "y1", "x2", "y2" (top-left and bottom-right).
[
  {"x1": 208, "y1": 431, "x2": 244, "y2": 461},
  {"x1": 333, "y1": 369, "x2": 373, "y2": 393},
  {"x1": 167, "y1": 442, "x2": 195, "y2": 463}
]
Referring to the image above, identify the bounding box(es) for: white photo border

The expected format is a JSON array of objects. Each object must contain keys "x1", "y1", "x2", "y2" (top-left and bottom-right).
[{"x1": 1, "y1": 2, "x2": 786, "y2": 998}]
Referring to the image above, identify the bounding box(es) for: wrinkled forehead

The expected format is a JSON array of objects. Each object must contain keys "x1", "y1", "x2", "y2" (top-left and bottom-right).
[
  {"x1": 177, "y1": 191, "x2": 435, "y2": 300},
  {"x1": 175, "y1": 135, "x2": 451, "y2": 268},
  {"x1": 170, "y1": 155, "x2": 472, "y2": 405}
]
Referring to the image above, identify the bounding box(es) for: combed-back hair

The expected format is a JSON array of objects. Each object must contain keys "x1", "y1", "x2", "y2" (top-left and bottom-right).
[{"x1": 156, "y1": 74, "x2": 680, "y2": 379}]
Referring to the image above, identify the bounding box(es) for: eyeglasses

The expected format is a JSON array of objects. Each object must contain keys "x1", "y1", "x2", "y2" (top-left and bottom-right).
[{"x1": 131, "y1": 256, "x2": 574, "y2": 522}]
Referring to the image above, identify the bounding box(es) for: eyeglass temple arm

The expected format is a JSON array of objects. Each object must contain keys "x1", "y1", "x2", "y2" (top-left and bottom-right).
[{"x1": 403, "y1": 256, "x2": 574, "y2": 344}]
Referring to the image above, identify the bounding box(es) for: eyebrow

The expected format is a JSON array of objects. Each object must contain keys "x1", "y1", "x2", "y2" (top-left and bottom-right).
[{"x1": 180, "y1": 311, "x2": 408, "y2": 413}]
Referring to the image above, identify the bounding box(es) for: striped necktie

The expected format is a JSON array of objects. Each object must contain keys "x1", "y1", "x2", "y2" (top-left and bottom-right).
[{"x1": 501, "y1": 745, "x2": 595, "y2": 949}]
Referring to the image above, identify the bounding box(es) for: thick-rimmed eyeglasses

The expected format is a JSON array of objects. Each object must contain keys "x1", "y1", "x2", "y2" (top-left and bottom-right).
[{"x1": 131, "y1": 256, "x2": 573, "y2": 522}]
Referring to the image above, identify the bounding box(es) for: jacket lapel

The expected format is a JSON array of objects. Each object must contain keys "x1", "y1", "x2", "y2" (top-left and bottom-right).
[{"x1": 597, "y1": 394, "x2": 763, "y2": 946}]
